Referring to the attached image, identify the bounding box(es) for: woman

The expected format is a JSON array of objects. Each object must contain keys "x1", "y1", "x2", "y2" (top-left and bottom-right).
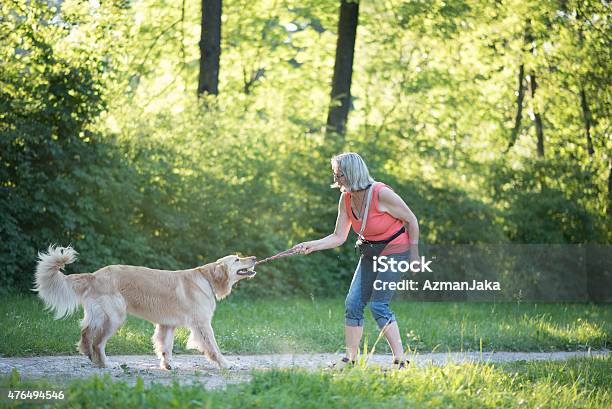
[{"x1": 292, "y1": 152, "x2": 419, "y2": 368}]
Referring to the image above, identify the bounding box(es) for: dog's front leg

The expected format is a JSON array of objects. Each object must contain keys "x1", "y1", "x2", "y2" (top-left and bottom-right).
[
  {"x1": 153, "y1": 324, "x2": 175, "y2": 370},
  {"x1": 189, "y1": 322, "x2": 236, "y2": 369}
]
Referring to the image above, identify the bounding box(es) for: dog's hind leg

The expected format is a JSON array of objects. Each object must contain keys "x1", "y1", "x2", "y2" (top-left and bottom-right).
[
  {"x1": 78, "y1": 308, "x2": 93, "y2": 359},
  {"x1": 90, "y1": 296, "x2": 127, "y2": 368},
  {"x1": 91, "y1": 316, "x2": 126, "y2": 368},
  {"x1": 153, "y1": 324, "x2": 175, "y2": 370},
  {"x1": 78, "y1": 326, "x2": 93, "y2": 360},
  {"x1": 81, "y1": 301, "x2": 104, "y2": 365},
  {"x1": 187, "y1": 321, "x2": 234, "y2": 369}
]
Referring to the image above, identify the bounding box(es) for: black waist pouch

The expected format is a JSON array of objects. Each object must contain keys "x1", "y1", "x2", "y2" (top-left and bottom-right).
[{"x1": 355, "y1": 226, "x2": 406, "y2": 257}]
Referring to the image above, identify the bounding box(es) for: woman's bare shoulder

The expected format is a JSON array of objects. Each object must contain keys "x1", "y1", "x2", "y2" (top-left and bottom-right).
[
  {"x1": 377, "y1": 183, "x2": 392, "y2": 196},
  {"x1": 378, "y1": 185, "x2": 402, "y2": 205}
]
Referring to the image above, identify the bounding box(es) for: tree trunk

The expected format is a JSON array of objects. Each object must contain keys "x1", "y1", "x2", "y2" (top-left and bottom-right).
[
  {"x1": 523, "y1": 20, "x2": 544, "y2": 158},
  {"x1": 325, "y1": 0, "x2": 360, "y2": 147},
  {"x1": 580, "y1": 87, "x2": 594, "y2": 157},
  {"x1": 529, "y1": 73, "x2": 544, "y2": 158},
  {"x1": 608, "y1": 159, "x2": 612, "y2": 217},
  {"x1": 507, "y1": 64, "x2": 525, "y2": 151},
  {"x1": 198, "y1": 0, "x2": 222, "y2": 96},
  {"x1": 573, "y1": 6, "x2": 594, "y2": 157}
]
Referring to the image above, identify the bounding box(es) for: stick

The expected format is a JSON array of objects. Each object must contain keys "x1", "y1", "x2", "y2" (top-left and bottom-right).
[{"x1": 255, "y1": 248, "x2": 299, "y2": 265}]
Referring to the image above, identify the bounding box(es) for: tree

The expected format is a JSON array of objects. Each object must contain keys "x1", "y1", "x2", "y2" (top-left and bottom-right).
[
  {"x1": 524, "y1": 20, "x2": 544, "y2": 158},
  {"x1": 198, "y1": 0, "x2": 222, "y2": 96},
  {"x1": 575, "y1": 7, "x2": 595, "y2": 158},
  {"x1": 507, "y1": 64, "x2": 526, "y2": 151},
  {"x1": 528, "y1": 72, "x2": 545, "y2": 158},
  {"x1": 608, "y1": 160, "x2": 612, "y2": 217},
  {"x1": 506, "y1": 18, "x2": 546, "y2": 158},
  {"x1": 325, "y1": 0, "x2": 359, "y2": 148}
]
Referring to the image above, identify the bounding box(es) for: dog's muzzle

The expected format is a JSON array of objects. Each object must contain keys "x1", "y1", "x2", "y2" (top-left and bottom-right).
[{"x1": 237, "y1": 267, "x2": 256, "y2": 278}]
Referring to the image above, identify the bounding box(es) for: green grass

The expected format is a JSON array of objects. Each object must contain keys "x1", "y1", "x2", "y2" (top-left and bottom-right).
[
  {"x1": 1, "y1": 356, "x2": 610, "y2": 408},
  {"x1": 0, "y1": 295, "x2": 609, "y2": 356}
]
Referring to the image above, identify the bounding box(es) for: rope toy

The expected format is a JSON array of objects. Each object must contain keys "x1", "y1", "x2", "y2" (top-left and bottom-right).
[{"x1": 255, "y1": 247, "x2": 300, "y2": 265}]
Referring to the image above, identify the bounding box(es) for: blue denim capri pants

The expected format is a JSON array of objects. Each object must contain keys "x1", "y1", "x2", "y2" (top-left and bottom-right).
[{"x1": 345, "y1": 251, "x2": 410, "y2": 329}]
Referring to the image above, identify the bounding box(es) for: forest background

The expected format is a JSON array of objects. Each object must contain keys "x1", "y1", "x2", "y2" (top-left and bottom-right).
[{"x1": 1, "y1": 0, "x2": 610, "y2": 298}]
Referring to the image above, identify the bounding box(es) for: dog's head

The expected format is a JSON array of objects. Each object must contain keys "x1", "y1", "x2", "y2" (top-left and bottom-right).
[{"x1": 206, "y1": 255, "x2": 257, "y2": 300}]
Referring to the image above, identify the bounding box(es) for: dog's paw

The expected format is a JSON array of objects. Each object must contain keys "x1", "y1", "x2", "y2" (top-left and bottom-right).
[
  {"x1": 218, "y1": 359, "x2": 238, "y2": 370},
  {"x1": 160, "y1": 362, "x2": 173, "y2": 370}
]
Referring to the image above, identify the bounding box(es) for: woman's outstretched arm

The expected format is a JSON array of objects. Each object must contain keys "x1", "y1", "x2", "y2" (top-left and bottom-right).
[{"x1": 292, "y1": 194, "x2": 352, "y2": 254}]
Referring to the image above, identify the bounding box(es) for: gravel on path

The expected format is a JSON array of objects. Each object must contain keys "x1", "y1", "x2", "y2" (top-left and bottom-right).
[{"x1": 1, "y1": 350, "x2": 608, "y2": 389}]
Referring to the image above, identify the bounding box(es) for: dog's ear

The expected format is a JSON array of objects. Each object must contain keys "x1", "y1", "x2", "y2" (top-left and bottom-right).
[{"x1": 210, "y1": 261, "x2": 232, "y2": 300}]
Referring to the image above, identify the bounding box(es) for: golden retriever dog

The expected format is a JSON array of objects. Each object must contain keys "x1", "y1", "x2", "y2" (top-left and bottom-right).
[{"x1": 34, "y1": 245, "x2": 256, "y2": 370}]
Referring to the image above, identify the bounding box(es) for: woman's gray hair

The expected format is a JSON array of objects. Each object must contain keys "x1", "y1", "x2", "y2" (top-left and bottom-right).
[{"x1": 330, "y1": 152, "x2": 375, "y2": 192}]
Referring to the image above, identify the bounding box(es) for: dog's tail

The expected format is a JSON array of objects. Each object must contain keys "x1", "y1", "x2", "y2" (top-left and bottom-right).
[{"x1": 33, "y1": 245, "x2": 80, "y2": 319}]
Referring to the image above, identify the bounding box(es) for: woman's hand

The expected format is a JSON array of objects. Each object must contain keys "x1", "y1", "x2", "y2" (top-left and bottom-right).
[{"x1": 292, "y1": 242, "x2": 316, "y2": 255}]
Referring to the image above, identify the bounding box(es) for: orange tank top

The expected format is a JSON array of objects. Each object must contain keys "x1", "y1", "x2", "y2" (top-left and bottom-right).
[{"x1": 344, "y1": 183, "x2": 410, "y2": 250}]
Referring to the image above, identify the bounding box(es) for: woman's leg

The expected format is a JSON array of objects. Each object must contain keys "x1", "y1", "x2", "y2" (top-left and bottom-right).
[
  {"x1": 369, "y1": 251, "x2": 411, "y2": 363},
  {"x1": 344, "y1": 260, "x2": 366, "y2": 361},
  {"x1": 344, "y1": 325, "x2": 363, "y2": 361},
  {"x1": 370, "y1": 302, "x2": 405, "y2": 362}
]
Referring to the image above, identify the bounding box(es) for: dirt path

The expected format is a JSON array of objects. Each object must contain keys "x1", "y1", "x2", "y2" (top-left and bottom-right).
[{"x1": 1, "y1": 351, "x2": 608, "y2": 389}]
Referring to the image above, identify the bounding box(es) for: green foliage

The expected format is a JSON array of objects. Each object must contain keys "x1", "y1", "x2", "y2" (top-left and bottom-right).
[
  {"x1": 0, "y1": 1, "x2": 164, "y2": 292},
  {"x1": 490, "y1": 159, "x2": 606, "y2": 243},
  {"x1": 1, "y1": 1, "x2": 102, "y2": 290}
]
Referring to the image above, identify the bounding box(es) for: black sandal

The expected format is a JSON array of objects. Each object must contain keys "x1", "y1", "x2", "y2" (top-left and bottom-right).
[
  {"x1": 331, "y1": 356, "x2": 355, "y2": 369},
  {"x1": 393, "y1": 358, "x2": 409, "y2": 369}
]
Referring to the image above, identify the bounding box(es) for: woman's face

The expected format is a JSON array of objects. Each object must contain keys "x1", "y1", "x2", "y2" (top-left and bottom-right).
[{"x1": 332, "y1": 165, "x2": 347, "y2": 190}]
